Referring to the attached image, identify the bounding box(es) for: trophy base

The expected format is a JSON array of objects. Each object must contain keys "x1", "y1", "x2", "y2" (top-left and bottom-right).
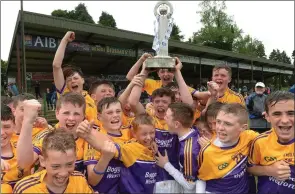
[{"x1": 145, "y1": 57, "x2": 175, "y2": 70}]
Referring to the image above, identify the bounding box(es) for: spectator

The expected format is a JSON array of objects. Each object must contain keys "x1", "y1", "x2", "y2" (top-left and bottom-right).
[
  {"x1": 51, "y1": 91, "x2": 57, "y2": 110},
  {"x1": 50, "y1": 81, "x2": 56, "y2": 93},
  {"x1": 46, "y1": 88, "x2": 53, "y2": 110},
  {"x1": 246, "y1": 82, "x2": 270, "y2": 132},
  {"x1": 289, "y1": 84, "x2": 295, "y2": 94},
  {"x1": 34, "y1": 81, "x2": 42, "y2": 99}
]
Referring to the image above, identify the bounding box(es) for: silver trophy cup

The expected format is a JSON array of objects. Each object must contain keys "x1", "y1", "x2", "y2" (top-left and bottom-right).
[{"x1": 145, "y1": 1, "x2": 175, "y2": 70}]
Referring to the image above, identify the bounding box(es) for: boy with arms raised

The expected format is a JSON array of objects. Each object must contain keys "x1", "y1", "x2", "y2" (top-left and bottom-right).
[
  {"x1": 13, "y1": 129, "x2": 93, "y2": 193},
  {"x1": 1, "y1": 104, "x2": 31, "y2": 193},
  {"x1": 248, "y1": 91, "x2": 294, "y2": 193},
  {"x1": 126, "y1": 58, "x2": 193, "y2": 192},
  {"x1": 83, "y1": 97, "x2": 132, "y2": 193},
  {"x1": 53, "y1": 31, "x2": 97, "y2": 121},
  {"x1": 16, "y1": 93, "x2": 105, "y2": 173},
  {"x1": 10, "y1": 93, "x2": 47, "y2": 148},
  {"x1": 197, "y1": 103, "x2": 258, "y2": 193},
  {"x1": 82, "y1": 76, "x2": 145, "y2": 193},
  {"x1": 126, "y1": 53, "x2": 210, "y2": 101},
  {"x1": 156, "y1": 103, "x2": 201, "y2": 193},
  {"x1": 77, "y1": 113, "x2": 158, "y2": 193}
]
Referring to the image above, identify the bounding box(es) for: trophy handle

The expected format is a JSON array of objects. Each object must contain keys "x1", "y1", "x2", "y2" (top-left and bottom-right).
[{"x1": 154, "y1": 1, "x2": 174, "y2": 18}]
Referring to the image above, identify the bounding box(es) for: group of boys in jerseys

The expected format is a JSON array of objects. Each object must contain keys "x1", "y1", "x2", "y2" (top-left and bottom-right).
[{"x1": 1, "y1": 31, "x2": 294, "y2": 194}]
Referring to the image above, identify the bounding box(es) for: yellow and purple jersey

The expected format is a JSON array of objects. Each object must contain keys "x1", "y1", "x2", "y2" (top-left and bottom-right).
[
  {"x1": 249, "y1": 129, "x2": 295, "y2": 194},
  {"x1": 144, "y1": 79, "x2": 197, "y2": 96},
  {"x1": 32, "y1": 129, "x2": 86, "y2": 173},
  {"x1": 83, "y1": 126, "x2": 131, "y2": 193},
  {"x1": 178, "y1": 129, "x2": 201, "y2": 182},
  {"x1": 146, "y1": 112, "x2": 180, "y2": 182},
  {"x1": 1, "y1": 183, "x2": 13, "y2": 193},
  {"x1": 10, "y1": 127, "x2": 44, "y2": 149},
  {"x1": 114, "y1": 139, "x2": 157, "y2": 193},
  {"x1": 218, "y1": 88, "x2": 245, "y2": 106},
  {"x1": 198, "y1": 130, "x2": 258, "y2": 193},
  {"x1": 13, "y1": 170, "x2": 93, "y2": 193},
  {"x1": 1, "y1": 142, "x2": 31, "y2": 189}
]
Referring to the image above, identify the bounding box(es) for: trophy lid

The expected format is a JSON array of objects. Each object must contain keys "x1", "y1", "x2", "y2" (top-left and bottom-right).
[{"x1": 154, "y1": 1, "x2": 173, "y2": 18}]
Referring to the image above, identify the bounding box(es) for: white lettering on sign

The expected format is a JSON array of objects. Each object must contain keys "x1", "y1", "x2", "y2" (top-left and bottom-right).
[
  {"x1": 33, "y1": 36, "x2": 57, "y2": 48},
  {"x1": 34, "y1": 36, "x2": 44, "y2": 47},
  {"x1": 49, "y1": 38, "x2": 56, "y2": 48}
]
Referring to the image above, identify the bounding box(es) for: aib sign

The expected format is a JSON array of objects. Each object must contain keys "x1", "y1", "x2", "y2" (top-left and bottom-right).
[{"x1": 24, "y1": 35, "x2": 60, "y2": 49}]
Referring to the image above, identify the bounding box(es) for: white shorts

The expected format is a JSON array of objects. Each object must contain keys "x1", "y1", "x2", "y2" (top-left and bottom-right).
[{"x1": 154, "y1": 180, "x2": 182, "y2": 193}]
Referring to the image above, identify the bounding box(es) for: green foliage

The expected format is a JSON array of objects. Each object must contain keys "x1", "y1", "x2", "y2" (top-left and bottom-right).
[
  {"x1": 267, "y1": 49, "x2": 293, "y2": 88},
  {"x1": 189, "y1": 0, "x2": 242, "y2": 51},
  {"x1": 170, "y1": 23, "x2": 184, "y2": 41},
  {"x1": 98, "y1": 11, "x2": 117, "y2": 28},
  {"x1": 269, "y1": 49, "x2": 291, "y2": 64},
  {"x1": 233, "y1": 34, "x2": 266, "y2": 58},
  {"x1": 1, "y1": 59, "x2": 7, "y2": 75},
  {"x1": 51, "y1": 3, "x2": 95, "y2": 24}
]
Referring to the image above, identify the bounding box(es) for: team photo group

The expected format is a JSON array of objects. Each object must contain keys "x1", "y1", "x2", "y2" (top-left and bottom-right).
[{"x1": 1, "y1": 1, "x2": 294, "y2": 193}]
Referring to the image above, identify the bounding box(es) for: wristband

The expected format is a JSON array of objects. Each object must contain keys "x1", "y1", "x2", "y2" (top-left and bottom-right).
[{"x1": 93, "y1": 167, "x2": 105, "y2": 175}]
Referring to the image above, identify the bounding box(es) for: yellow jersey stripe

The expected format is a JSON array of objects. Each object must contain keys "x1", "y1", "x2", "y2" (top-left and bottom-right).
[
  {"x1": 183, "y1": 141, "x2": 188, "y2": 175},
  {"x1": 198, "y1": 142, "x2": 211, "y2": 167},
  {"x1": 249, "y1": 133, "x2": 270, "y2": 159},
  {"x1": 188, "y1": 138, "x2": 193, "y2": 179},
  {"x1": 14, "y1": 177, "x2": 40, "y2": 193}
]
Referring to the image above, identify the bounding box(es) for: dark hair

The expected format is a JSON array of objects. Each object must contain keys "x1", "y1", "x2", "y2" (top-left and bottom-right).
[
  {"x1": 163, "y1": 82, "x2": 179, "y2": 90},
  {"x1": 97, "y1": 97, "x2": 121, "y2": 114},
  {"x1": 13, "y1": 93, "x2": 35, "y2": 108},
  {"x1": 89, "y1": 80, "x2": 115, "y2": 95},
  {"x1": 151, "y1": 88, "x2": 175, "y2": 102},
  {"x1": 205, "y1": 102, "x2": 224, "y2": 120},
  {"x1": 56, "y1": 92, "x2": 86, "y2": 113},
  {"x1": 2, "y1": 96, "x2": 14, "y2": 106},
  {"x1": 168, "y1": 102, "x2": 194, "y2": 128},
  {"x1": 213, "y1": 64, "x2": 232, "y2": 78},
  {"x1": 42, "y1": 129, "x2": 76, "y2": 158},
  {"x1": 1, "y1": 104, "x2": 14, "y2": 122},
  {"x1": 62, "y1": 65, "x2": 84, "y2": 80},
  {"x1": 265, "y1": 91, "x2": 294, "y2": 113},
  {"x1": 218, "y1": 103, "x2": 248, "y2": 125}
]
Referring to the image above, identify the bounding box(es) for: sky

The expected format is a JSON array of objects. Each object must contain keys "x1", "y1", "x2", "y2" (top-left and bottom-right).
[{"x1": 1, "y1": 1, "x2": 294, "y2": 61}]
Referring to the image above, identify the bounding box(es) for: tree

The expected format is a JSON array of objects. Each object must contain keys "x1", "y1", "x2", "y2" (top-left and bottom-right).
[
  {"x1": 51, "y1": 3, "x2": 95, "y2": 24},
  {"x1": 170, "y1": 23, "x2": 184, "y2": 41},
  {"x1": 1, "y1": 59, "x2": 7, "y2": 75},
  {"x1": 269, "y1": 49, "x2": 278, "y2": 61},
  {"x1": 1, "y1": 59, "x2": 8, "y2": 93},
  {"x1": 268, "y1": 49, "x2": 293, "y2": 88},
  {"x1": 98, "y1": 11, "x2": 117, "y2": 28},
  {"x1": 269, "y1": 49, "x2": 291, "y2": 64},
  {"x1": 233, "y1": 34, "x2": 266, "y2": 58},
  {"x1": 189, "y1": 0, "x2": 242, "y2": 51}
]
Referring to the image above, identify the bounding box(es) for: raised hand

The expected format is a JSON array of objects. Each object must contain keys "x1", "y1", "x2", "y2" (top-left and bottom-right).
[
  {"x1": 23, "y1": 100, "x2": 41, "y2": 123},
  {"x1": 76, "y1": 120, "x2": 94, "y2": 140},
  {"x1": 63, "y1": 31, "x2": 75, "y2": 43},
  {"x1": 101, "y1": 141, "x2": 116, "y2": 161},
  {"x1": 207, "y1": 81, "x2": 219, "y2": 98},
  {"x1": 174, "y1": 57, "x2": 183, "y2": 71},
  {"x1": 140, "y1": 53, "x2": 153, "y2": 62},
  {"x1": 33, "y1": 117, "x2": 48, "y2": 129}
]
